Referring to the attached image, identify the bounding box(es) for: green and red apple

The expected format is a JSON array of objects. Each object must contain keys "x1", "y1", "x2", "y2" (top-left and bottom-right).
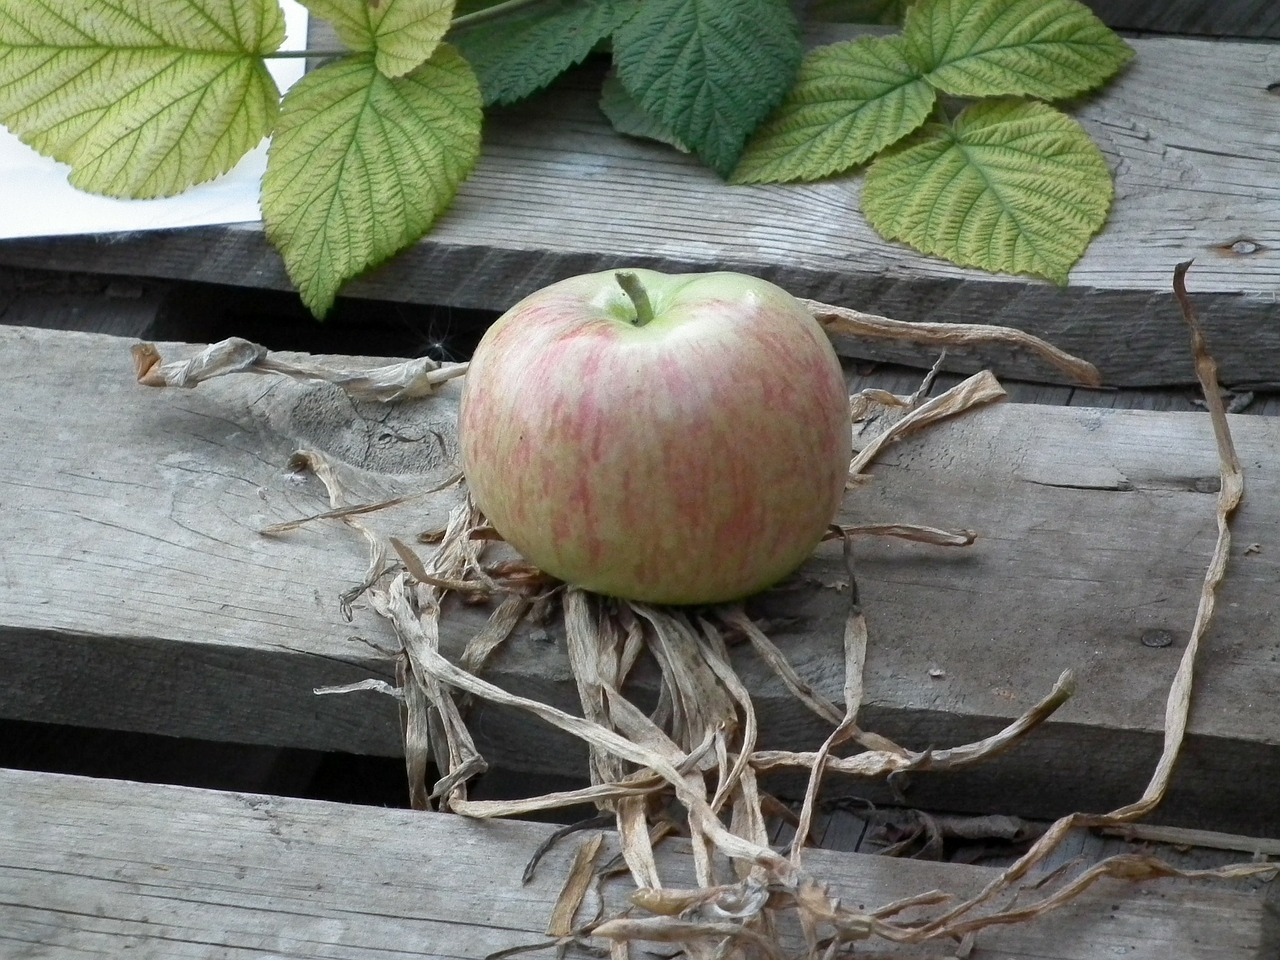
[{"x1": 459, "y1": 269, "x2": 851, "y2": 605}]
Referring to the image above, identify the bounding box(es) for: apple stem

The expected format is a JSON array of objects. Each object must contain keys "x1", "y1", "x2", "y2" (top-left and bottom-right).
[{"x1": 615, "y1": 271, "x2": 654, "y2": 327}]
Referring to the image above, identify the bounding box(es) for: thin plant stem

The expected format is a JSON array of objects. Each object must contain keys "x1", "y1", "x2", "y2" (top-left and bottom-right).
[
  {"x1": 450, "y1": 0, "x2": 552, "y2": 31},
  {"x1": 262, "y1": 0, "x2": 552, "y2": 62},
  {"x1": 262, "y1": 49, "x2": 349, "y2": 59}
]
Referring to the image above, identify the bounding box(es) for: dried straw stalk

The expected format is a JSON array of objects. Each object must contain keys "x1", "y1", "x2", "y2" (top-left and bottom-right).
[{"x1": 135, "y1": 271, "x2": 1269, "y2": 959}]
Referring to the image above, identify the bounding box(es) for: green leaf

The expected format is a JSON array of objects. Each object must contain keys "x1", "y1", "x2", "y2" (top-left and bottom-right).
[
  {"x1": 0, "y1": 0, "x2": 283, "y2": 198},
  {"x1": 452, "y1": 0, "x2": 637, "y2": 106},
  {"x1": 599, "y1": 70, "x2": 689, "y2": 152},
  {"x1": 613, "y1": 0, "x2": 802, "y2": 178},
  {"x1": 904, "y1": 0, "x2": 1133, "y2": 99},
  {"x1": 731, "y1": 35, "x2": 933, "y2": 184},
  {"x1": 262, "y1": 44, "x2": 482, "y2": 317},
  {"x1": 302, "y1": 0, "x2": 453, "y2": 78},
  {"x1": 861, "y1": 98, "x2": 1113, "y2": 284}
]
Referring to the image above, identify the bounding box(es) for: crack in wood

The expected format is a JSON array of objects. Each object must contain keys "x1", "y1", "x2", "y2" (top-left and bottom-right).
[
  {"x1": 1024, "y1": 478, "x2": 1136, "y2": 492},
  {"x1": 1022, "y1": 475, "x2": 1221, "y2": 494}
]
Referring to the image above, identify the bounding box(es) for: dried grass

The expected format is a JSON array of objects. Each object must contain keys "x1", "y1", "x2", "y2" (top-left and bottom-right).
[
  {"x1": 135, "y1": 265, "x2": 1272, "y2": 958},
  {"x1": 132, "y1": 337, "x2": 466, "y2": 399},
  {"x1": 355, "y1": 272, "x2": 1267, "y2": 955},
  {"x1": 803, "y1": 300, "x2": 1103, "y2": 388}
]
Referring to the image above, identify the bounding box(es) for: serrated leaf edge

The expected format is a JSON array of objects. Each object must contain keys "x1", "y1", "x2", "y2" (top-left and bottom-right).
[
  {"x1": 730, "y1": 34, "x2": 936, "y2": 184},
  {"x1": 862, "y1": 99, "x2": 1114, "y2": 284}
]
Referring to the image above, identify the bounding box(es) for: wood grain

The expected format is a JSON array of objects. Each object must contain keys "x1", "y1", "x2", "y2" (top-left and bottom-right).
[
  {"x1": 2, "y1": 768, "x2": 1274, "y2": 959},
  {"x1": 0, "y1": 30, "x2": 1276, "y2": 386},
  {"x1": 2, "y1": 326, "x2": 1279, "y2": 835}
]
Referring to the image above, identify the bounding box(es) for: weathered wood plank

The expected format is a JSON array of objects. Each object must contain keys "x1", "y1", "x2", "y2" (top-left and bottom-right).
[
  {"x1": 2, "y1": 326, "x2": 1279, "y2": 835},
  {"x1": 0, "y1": 31, "x2": 1276, "y2": 386},
  {"x1": 6, "y1": 262, "x2": 1267, "y2": 415},
  {"x1": 1082, "y1": 0, "x2": 1280, "y2": 38},
  {"x1": 809, "y1": 0, "x2": 1280, "y2": 38},
  {"x1": 2, "y1": 768, "x2": 1273, "y2": 959}
]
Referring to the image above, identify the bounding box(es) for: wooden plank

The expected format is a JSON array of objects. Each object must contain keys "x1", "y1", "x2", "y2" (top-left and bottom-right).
[
  {"x1": 1081, "y1": 0, "x2": 1280, "y2": 39},
  {"x1": 824, "y1": 806, "x2": 1274, "y2": 893},
  {"x1": 1102, "y1": 823, "x2": 1280, "y2": 859},
  {"x1": 2, "y1": 326, "x2": 1280, "y2": 836},
  {"x1": 3, "y1": 264, "x2": 1268, "y2": 417},
  {"x1": 1, "y1": 30, "x2": 1277, "y2": 386},
  {"x1": 810, "y1": 0, "x2": 1280, "y2": 39},
  {"x1": 3, "y1": 266, "x2": 1268, "y2": 413},
  {"x1": 2, "y1": 768, "x2": 1273, "y2": 959}
]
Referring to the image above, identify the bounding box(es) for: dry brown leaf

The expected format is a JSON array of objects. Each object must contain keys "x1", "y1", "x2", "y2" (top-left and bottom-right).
[
  {"x1": 312, "y1": 678, "x2": 403, "y2": 699},
  {"x1": 849, "y1": 371, "x2": 1007, "y2": 480},
  {"x1": 591, "y1": 916, "x2": 789, "y2": 960},
  {"x1": 804, "y1": 300, "x2": 1102, "y2": 386},
  {"x1": 694, "y1": 619, "x2": 758, "y2": 818},
  {"x1": 825, "y1": 524, "x2": 976, "y2": 547},
  {"x1": 132, "y1": 336, "x2": 467, "y2": 399},
  {"x1": 792, "y1": 532, "x2": 867, "y2": 872},
  {"x1": 862, "y1": 261, "x2": 1267, "y2": 945},
  {"x1": 1100, "y1": 823, "x2": 1280, "y2": 857},
  {"x1": 749, "y1": 669, "x2": 1074, "y2": 778},
  {"x1": 243, "y1": 276, "x2": 1256, "y2": 959},
  {"x1": 1108, "y1": 260, "x2": 1243, "y2": 821},
  {"x1": 546, "y1": 833, "x2": 605, "y2": 937},
  {"x1": 260, "y1": 470, "x2": 461, "y2": 536},
  {"x1": 565, "y1": 590, "x2": 632, "y2": 790},
  {"x1": 936, "y1": 853, "x2": 1274, "y2": 939},
  {"x1": 722, "y1": 608, "x2": 841, "y2": 727},
  {"x1": 459, "y1": 593, "x2": 531, "y2": 676}
]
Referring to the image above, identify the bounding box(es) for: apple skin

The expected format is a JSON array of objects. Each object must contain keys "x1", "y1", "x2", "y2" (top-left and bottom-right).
[{"x1": 458, "y1": 269, "x2": 851, "y2": 605}]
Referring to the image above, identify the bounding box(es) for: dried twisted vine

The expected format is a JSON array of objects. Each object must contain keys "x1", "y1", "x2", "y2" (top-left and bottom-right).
[{"x1": 137, "y1": 269, "x2": 1270, "y2": 958}]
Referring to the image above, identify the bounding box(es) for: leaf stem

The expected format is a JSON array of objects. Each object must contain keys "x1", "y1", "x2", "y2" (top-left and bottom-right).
[
  {"x1": 615, "y1": 272, "x2": 654, "y2": 327},
  {"x1": 263, "y1": 49, "x2": 350, "y2": 59},
  {"x1": 450, "y1": 0, "x2": 553, "y2": 32},
  {"x1": 261, "y1": 0, "x2": 555, "y2": 61}
]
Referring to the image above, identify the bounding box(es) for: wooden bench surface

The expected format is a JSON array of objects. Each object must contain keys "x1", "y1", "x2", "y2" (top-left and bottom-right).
[
  {"x1": 4, "y1": 8, "x2": 1278, "y2": 954},
  {"x1": 2, "y1": 323, "x2": 1277, "y2": 838},
  {"x1": 0, "y1": 27, "x2": 1276, "y2": 387},
  {"x1": 3, "y1": 767, "x2": 1274, "y2": 959},
  {"x1": 1081, "y1": 0, "x2": 1277, "y2": 38}
]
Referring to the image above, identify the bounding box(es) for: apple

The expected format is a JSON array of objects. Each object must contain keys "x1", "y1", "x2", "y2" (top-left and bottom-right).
[{"x1": 458, "y1": 269, "x2": 851, "y2": 605}]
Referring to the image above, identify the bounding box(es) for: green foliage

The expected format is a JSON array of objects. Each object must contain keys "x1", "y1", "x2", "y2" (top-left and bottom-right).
[
  {"x1": 262, "y1": 45, "x2": 481, "y2": 317},
  {"x1": 613, "y1": 0, "x2": 803, "y2": 177},
  {"x1": 0, "y1": 0, "x2": 1137, "y2": 313},
  {"x1": 905, "y1": 0, "x2": 1133, "y2": 99},
  {"x1": 599, "y1": 72, "x2": 690, "y2": 153},
  {"x1": 302, "y1": 0, "x2": 454, "y2": 78},
  {"x1": 0, "y1": 0, "x2": 284, "y2": 198},
  {"x1": 453, "y1": 0, "x2": 638, "y2": 106},
  {"x1": 731, "y1": 35, "x2": 934, "y2": 184},
  {"x1": 733, "y1": 0, "x2": 1130, "y2": 281},
  {"x1": 863, "y1": 99, "x2": 1112, "y2": 283}
]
